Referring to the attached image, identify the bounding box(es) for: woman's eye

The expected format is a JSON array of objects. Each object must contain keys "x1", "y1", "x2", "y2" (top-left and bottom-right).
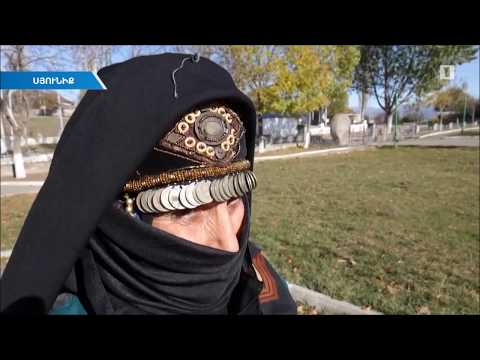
[{"x1": 173, "y1": 208, "x2": 194, "y2": 220}]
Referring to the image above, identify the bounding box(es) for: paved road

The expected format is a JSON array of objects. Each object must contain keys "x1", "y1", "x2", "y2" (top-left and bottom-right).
[
  {"x1": 1, "y1": 171, "x2": 47, "y2": 197},
  {"x1": 1, "y1": 181, "x2": 44, "y2": 197},
  {"x1": 398, "y1": 135, "x2": 479, "y2": 148},
  {"x1": 1, "y1": 185, "x2": 42, "y2": 197},
  {"x1": 255, "y1": 146, "x2": 366, "y2": 162}
]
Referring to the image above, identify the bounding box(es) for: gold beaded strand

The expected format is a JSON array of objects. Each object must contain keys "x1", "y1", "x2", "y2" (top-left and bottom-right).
[{"x1": 123, "y1": 159, "x2": 251, "y2": 193}]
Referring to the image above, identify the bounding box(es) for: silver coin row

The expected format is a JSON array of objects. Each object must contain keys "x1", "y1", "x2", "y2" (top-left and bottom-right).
[{"x1": 135, "y1": 171, "x2": 257, "y2": 213}]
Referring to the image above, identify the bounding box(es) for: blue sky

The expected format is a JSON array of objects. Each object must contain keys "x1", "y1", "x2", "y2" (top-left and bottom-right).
[{"x1": 348, "y1": 49, "x2": 480, "y2": 109}]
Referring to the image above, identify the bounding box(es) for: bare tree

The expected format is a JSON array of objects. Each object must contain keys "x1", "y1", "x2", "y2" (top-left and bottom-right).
[
  {"x1": 68, "y1": 45, "x2": 122, "y2": 101},
  {"x1": 352, "y1": 46, "x2": 373, "y2": 123},
  {"x1": 174, "y1": 45, "x2": 223, "y2": 61},
  {"x1": 2, "y1": 46, "x2": 32, "y2": 134},
  {"x1": 129, "y1": 45, "x2": 146, "y2": 58},
  {"x1": 126, "y1": 45, "x2": 172, "y2": 59},
  {"x1": 69, "y1": 45, "x2": 118, "y2": 72},
  {"x1": 1, "y1": 45, "x2": 63, "y2": 71},
  {"x1": 1, "y1": 45, "x2": 65, "y2": 134}
]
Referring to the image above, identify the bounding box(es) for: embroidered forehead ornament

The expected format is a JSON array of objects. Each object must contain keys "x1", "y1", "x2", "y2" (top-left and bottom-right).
[
  {"x1": 160, "y1": 105, "x2": 245, "y2": 165},
  {"x1": 122, "y1": 104, "x2": 257, "y2": 215}
]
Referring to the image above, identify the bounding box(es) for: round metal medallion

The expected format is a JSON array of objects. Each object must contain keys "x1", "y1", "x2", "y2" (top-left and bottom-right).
[{"x1": 194, "y1": 112, "x2": 228, "y2": 145}]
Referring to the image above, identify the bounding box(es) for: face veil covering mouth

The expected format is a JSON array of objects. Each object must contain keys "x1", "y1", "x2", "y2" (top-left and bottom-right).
[{"x1": 74, "y1": 198, "x2": 251, "y2": 315}]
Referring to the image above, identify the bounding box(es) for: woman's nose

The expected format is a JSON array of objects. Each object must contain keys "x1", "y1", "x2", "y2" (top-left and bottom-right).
[{"x1": 207, "y1": 199, "x2": 244, "y2": 252}]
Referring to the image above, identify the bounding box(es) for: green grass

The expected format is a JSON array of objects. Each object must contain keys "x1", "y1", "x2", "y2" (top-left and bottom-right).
[
  {"x1": 2, "y1": 114, "x2": 70, "y2": 138},
  {"x1": 1, "y1": 147, "x2": 479, "y2": 314},
  {"x1": 251, "y1": 147, "x2": 479, "y2": 314},
  {"x1": 458, "y1": 129, "x2": 479, "y2": 136},
  {"x1": 257, "y1": 143, "x2": 337, "y2": 157},
  {"x1": 1, "y1": 193, "x2": 37, "y2": 251},
  {"x1": 25, "y1": 143, "x2": 57, "y2": 154},
  {"x1": 4, "y1": 115, "x2": 70, "y2": 138},
  {"x1": 27, "y1": 116, "x2": 68, "y2": 137}
]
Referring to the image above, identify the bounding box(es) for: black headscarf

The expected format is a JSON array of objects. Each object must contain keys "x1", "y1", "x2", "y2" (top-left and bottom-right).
[{"x1": 1, "y1": 53, "x2": 256, "y2": 314}]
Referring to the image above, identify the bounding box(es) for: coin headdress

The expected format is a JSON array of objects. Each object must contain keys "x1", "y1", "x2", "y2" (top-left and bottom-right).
[
  {"x1": 1, "y1": 53, "x2": 257, "y2": 314},
  {"x1": 123, "y1": 104, "x2": 257, "y2": 215}
]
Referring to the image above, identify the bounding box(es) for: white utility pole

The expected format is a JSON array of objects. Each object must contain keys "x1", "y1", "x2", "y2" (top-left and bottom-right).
[
  {"x1": 304, "y1": 112, "x2": 312, "y2": 149},
  {"x1": 1, "y1": 90, "x2": 26, "y2": 178},
  {"x1": 57, "y1": 91, "x2": 64, "y2": 137}
]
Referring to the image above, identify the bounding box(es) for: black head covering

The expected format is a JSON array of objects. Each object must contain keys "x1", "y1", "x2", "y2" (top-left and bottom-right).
[
  {"x1": 1, "y1": 53, "x2": 256, "y2": 314},
  {"x1": 70, "y1": 196, "x2": 252, "y2": 314}
]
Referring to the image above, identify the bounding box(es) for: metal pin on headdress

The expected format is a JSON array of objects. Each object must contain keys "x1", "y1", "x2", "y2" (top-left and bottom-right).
[{"x1": 172, "y1": 53, "x2": 200, "y2": 99}]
